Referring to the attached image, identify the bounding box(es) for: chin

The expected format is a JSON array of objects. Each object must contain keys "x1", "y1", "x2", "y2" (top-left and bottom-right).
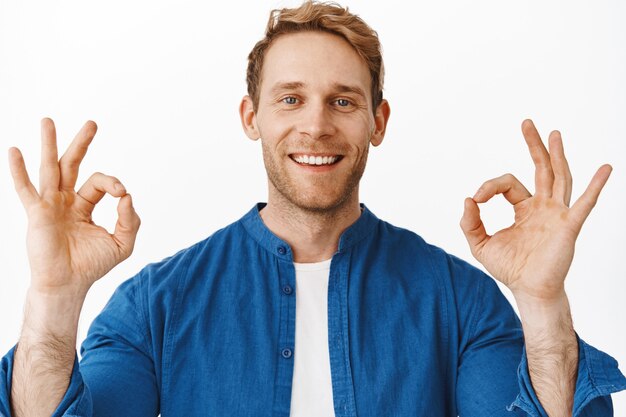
[
  {"x1": 264, "y1": 158, "x2": 364, "y2": 214},
  {"x1": 284, "y1": 188, "x2": 356, "y2": 214}
]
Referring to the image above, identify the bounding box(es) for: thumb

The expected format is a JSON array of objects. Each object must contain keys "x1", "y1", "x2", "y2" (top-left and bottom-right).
[
  {"x1": 112, "y1": 194, "x2": 141, "y2": 260},
  {"x1": 460, "y1": 197, "x2": 490, "y2": 259}
]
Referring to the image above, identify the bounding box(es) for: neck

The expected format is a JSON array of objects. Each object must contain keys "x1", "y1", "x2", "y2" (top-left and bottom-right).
[{"x1": 260, "y1": 190, "x2": 362, "y2": 263}]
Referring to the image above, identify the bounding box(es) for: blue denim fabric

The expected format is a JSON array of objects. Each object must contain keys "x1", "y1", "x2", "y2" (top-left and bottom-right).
[{"x1": 1, "y1": 203, "x2": 624, "y2": 417}]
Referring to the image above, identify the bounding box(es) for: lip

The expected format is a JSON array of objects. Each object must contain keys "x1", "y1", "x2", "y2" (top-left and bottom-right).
[
  {"x1": 289, "y1": 152, "x2": 342, "y2": 158},
  {"x1": 288, "y1": 153, "x2": 344, "y2": 172}
]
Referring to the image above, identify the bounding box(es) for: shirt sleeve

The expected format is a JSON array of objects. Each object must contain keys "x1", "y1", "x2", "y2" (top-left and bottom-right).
[
  {"x1": 455, "y1": 265, "x2": 626, "y2": 417},
  {"x1": 0, "y1": 275, "x2": 159, "y2": 417},
  {"x1": 0, "y1": 347, "x2": 92, "y2": 417},
  {"x1": 509, "y1": 337, "x2": 626, "y2": 417}
]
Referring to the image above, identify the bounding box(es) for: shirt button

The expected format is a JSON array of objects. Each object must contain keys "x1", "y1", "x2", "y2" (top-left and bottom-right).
[
  {"x1": 282, "y1": 285, "x2": 293, "y2": 295},
  {"x1": 277, "y1": 246, "x2": 287, "y2": 255},
  {"x1": 281, "y1": 348, "x2": 292, "y2": 359}
]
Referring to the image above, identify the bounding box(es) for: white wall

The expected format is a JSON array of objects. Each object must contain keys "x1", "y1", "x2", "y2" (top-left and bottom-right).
[{"x1": 1, "y1": 0, "x2": 624, "y2": 412}]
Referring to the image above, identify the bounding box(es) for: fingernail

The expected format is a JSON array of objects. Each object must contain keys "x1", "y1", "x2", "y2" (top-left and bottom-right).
[
  {"x1": 115, "y1": 183, "x2": 126, "y2": 193},
  {"x1": 473, "y1": 189, "x2": 482, "y2": 199}
]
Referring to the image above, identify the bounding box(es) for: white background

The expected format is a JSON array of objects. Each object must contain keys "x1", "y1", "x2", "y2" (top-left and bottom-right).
[{"x1": 1, "y1": 0, "x2": 624, "y2": 413}]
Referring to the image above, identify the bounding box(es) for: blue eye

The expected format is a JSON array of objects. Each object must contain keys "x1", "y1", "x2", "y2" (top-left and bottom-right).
[
  {"x1": 336, "y1": 99, "x2": 351, "y2": 107},
  {"x1": 283, "y1": 97, "x2": 298, "y2": 105}
]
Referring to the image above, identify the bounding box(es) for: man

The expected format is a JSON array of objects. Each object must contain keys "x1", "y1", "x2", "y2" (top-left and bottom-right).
[{"x1": 1, "y1": 1, "x2": 625, "y2": 416}]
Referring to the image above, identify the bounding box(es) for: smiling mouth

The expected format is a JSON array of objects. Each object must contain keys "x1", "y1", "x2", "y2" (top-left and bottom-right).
[{"x1": 289, "y1": 154, "x2": 344, "y2": 166}]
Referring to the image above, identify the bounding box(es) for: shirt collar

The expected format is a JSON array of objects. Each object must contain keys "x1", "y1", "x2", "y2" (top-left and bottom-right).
[{"x1": 239, "y1": 202, "x2": 379, "y2": 261}]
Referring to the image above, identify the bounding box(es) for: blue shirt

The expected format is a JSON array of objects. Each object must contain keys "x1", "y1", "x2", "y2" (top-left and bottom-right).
[{"x1": 1, "y1": 204, "x2": 625, "y2": 417}]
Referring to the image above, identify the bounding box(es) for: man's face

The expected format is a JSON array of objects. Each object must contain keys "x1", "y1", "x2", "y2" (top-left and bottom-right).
[{"x1": 241, "y1": 31, "x2": 389, "y2": 213}]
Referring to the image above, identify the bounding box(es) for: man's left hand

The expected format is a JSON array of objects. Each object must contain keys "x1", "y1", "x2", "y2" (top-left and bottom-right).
[{"x1": 460, "y1": 119, "x2": 612, "y2": 302}]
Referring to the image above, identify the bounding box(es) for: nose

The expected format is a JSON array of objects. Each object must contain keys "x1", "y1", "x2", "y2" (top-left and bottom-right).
[{"x1": 297, "y1": 100, "x2": 336, "y2": 140}]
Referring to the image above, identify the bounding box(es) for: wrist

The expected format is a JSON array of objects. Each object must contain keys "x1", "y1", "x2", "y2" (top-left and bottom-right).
[
  {"x1": 513, "y1": 290, "x2": 576, "y2": 342},
  {"x1": 513, "y1": 289, "x2": 569, "y2": 314},
  {"x1": 29, "y1": 273, "x2": 91, "y2": 298},
  {"x1": 21, "y1": 287, "x2": 87, "y2": 341}
]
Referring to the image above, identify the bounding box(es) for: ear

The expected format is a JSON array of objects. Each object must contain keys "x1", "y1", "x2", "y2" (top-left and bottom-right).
[
  {"x1": 239, "y1": 95, "x2": 260, "y2": 141},
  {"x1": 370, "y1": 99, "x2": 391, "y2": 147}
]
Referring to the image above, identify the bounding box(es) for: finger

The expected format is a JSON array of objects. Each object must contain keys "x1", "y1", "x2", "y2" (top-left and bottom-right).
[
  {"x1": 39, "y1": 118, "x2": 61, "y2": 193},
  {"x1": 8, "y1": 147, "x2": 39, "y2": 207},
  {"x1": 522, "y1": 119, "x2": 554, "y2": 197},
  {"x1": 460, "y1": 197, "x2": 490, "y2": 260},
  {"x1": 570, "y1": 164, "x2": 612, "y2": 228},
  {"x1": 548, "y1": 130, "x2": 573, "y2": 206},
  {"x1": 59, "y1": 120, "x2": 97, "y2": 190},
  {"x1": 112, "y1": 194, "x2": 141, "y2": 260},
  {"x1": 76, "y1": 172, "x2": 127, "y2": 207},
  {"x1": 473, "y1": 173, "x2": 532, "y2": 205}
]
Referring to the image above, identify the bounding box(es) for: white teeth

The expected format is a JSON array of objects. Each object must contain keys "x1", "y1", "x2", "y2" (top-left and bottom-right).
[{"x1": 293, "y1": 155, "x2": 339, "y2": 165}]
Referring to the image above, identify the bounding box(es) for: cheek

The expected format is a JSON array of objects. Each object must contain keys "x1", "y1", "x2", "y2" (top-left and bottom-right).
[
  {"x1": 256, "y1": 112, "x2": 293, "y2": 146},
  {"x1": 346, "y1": 111, "x2": 375, "y2": 135},
  {"x1": 343, "y1": 116, "x2": 374, "y2": 148}
]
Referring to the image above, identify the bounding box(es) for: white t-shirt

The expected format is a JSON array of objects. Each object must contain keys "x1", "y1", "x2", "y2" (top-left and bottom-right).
[{"x1": 289, "y1": 259, "x2": 336, "y2": 416}]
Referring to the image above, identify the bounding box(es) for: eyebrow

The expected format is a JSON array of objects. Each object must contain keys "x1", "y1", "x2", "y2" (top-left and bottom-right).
[
  {"x1": 270, "y1": 81, "x2": 305, "y2": 94},
  {"x1": 331, "y1": 83, "x2": 367, "y2": 99},
  {"x1": 269, "y1": 81, "x2": 368, "y2": 99}
]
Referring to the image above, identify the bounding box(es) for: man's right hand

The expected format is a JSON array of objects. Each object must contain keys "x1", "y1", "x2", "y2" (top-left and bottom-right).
[
  {"x1": 8, "y1": 118, "x2": 140, "y2": 417},
  {"x1": 8, "y1": 118, "x2": 140, "y2": 298}
]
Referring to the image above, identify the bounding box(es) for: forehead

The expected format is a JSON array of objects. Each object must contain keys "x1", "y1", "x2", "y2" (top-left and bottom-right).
[{"x1": 260, "y1": 31, "x2": 371, "y2": 96}]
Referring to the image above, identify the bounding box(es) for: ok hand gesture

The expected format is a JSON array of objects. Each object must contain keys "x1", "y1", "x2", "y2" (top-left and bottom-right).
[
  {"x1": 460, "y1": 119, "x2": 611, "y2": 302},
  {"x1": 8, "y1": 118, "x2": 140, "y2": 298}
]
